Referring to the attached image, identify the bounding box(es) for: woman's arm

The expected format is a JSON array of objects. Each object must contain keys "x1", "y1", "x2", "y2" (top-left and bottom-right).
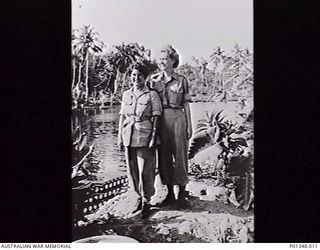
[
  {"x1": 184, "y1": 102, "x2": 193, "y2": 140},
  {"x1": 149, "y1": 90, "x2": 162, "y2": 148},
  {"x1": 118, "y1": 114, "x2": 124, "y2": 149},
  {"x1": 149, "y1": 116, "x2": 160, "y2": 148},
  {"x1": 181, "y1": 76, "x2": 193, "y2": 140}
]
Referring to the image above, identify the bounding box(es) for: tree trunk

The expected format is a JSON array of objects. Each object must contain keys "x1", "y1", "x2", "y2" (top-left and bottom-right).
[
  {"x1": 92, "y1": 54, "x2": 96, "y2": 68},
  {"x1": 221, "y1": 72, "x2": 225, "y2": 92},
  {"x1": 85, "y1": 53, "x2": 89, "y2": 101},
  {"x1": 113, "y1": 68, "x2": 121, "y2": 95},
  {"x1": 110, "y1": 94, "x2": 114, "y2": 107},
  {"x1": 72, "y1": 58, "x2": 76, "y2": 89},
  {"x1": 120, "y1": 71, "x2": 127, "y2": 96},
  {"x1": 77, "y1": 60, "x2": 82, "y2": 86},
  {"x1": 111, "y1": 69, "x2": 121, "y2": 106},
  {"x1": 97, "y1": 55, "x2": 102, "y2": 67}
]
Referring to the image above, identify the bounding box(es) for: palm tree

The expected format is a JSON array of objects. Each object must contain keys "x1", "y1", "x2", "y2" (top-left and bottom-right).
[
  {"x1": 105, "y1": 42, "x2": 157, "y2": 105},
  {"x1": 209, "y1": 46, "x2": 225, "y2": 65},
  {"x1": 199, "y1": 58, "x2": 208, "y2": 87},
  {"x1": 71, "y1": 30, "x2": 77, "y2": 90},
  {"x1": 209, "y1": 46, "x2": 226, "y2": 91},
  {"x1": 71, "y1": 30, "x2": 85, "y2": 107},
  {"x1": 230, "y1": 43, "x2": 244, "y2": 75},
  {"x1": 207, "y1": 45, "x2": 254, "y2": 101},
  {"x1": 74, "y1": 25, "x2": 103, "y2": 101},
  {"x1": 227, "y1": 46, "x2": 253, "y2": 96},
  {"x1": 115, "y1": 43, "x2": 147, "y2": 93}
]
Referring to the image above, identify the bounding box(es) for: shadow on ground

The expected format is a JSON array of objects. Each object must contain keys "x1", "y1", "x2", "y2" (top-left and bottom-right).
[{"x1": 73, "y1": 195, "x2": 253, "y2": 243}]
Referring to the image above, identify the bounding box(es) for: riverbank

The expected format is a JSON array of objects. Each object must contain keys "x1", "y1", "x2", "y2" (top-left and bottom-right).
[
  {"x1": 74, "y1": 175, "x2": 253, "y2": 243},
  {"x1": 71, "y1": 101, "x2": 252, "y2": 183},
  {"x1": 72, "y1": 96, "x2": 252, "y2": 111},
  {"x1": 72, "y1": 100, "x2": 254, "y2": 242}
]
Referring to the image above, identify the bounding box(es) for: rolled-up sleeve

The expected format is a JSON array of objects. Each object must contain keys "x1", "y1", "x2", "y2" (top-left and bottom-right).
[
  {"x1": 119, "y1": 94, "x2": 126, "y2": 115},
  {"x1": 150, "y1": 91, "x2": 162, "y2": 116},
  {"x1": 182, "y1": 77, "x2": 192, "y2": 103}
]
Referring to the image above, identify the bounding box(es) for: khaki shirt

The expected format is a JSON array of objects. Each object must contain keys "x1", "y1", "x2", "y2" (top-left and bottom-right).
[
  {"x1": 149, "y1": 72, "x2": 191, "y2": 108},
  {"x1": 119, "y1": 86, "x2": 162, "y2": 147}
]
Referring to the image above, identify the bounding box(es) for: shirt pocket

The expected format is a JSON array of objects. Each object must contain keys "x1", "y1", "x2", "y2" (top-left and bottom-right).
[
  {"x1": 134, "y1": 121, "x2": 152, "y2": 146},
  {"x1": 123, "y1": 96, "x2": 135, "y2": 114},
  {"x1": 136, "y1": 95, "x2": 151, "y2": 116},
  {"x1": 168, "y1": 84, "x2": 184, "y2": 106}
]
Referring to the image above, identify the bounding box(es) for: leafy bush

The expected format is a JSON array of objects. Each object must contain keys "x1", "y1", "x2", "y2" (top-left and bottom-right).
[{"x1": 188, "y1": 109, "x2": 254, "y2": 210}]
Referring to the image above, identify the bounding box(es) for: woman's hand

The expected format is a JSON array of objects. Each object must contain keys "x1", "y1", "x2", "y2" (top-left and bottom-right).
[
  {"x1": 187, "y1": 125, "x2": 193, "y2": 140},
  {"x1": 148, "y1": 137, "x2": 156, "y2": 148},
  {"x1": 184, "y1": 103, "x2": 193, "y2": 140},
  {"x1": 118, "y1": 115, "x2": 125, "y2": 151},
  {"x1": 117, "y1": 140, "x2": 124, "y2": 151},
  {"x1": 149, "y1": 116, "x2": 159, "y2": 148}
]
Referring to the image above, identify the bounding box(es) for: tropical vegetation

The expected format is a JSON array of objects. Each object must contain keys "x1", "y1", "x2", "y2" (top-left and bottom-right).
[
  {"x1": 71, "y1": 25, "x2": 253, "y2": 109},
  {"x1": 71, "y1": 24, "x2": 254, "y2": 210},
  {"x1": 188, "y1": 109, "x2": 254, "y2": 210},
  {"x1": 72, "y1": 25, "x2": 159, "y2": 109}
]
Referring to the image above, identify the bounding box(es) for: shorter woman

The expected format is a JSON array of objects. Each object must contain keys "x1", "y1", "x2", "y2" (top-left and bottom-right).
[{"x1": 118, "y1": 63, "x2": 162, "y2": 214}]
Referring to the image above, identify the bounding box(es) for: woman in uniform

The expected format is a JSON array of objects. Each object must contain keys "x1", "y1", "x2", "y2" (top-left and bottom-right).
[
  {"x1": 117, "y1": 62, "x2": 162, "y2": 214},
  {"x1": 150, "y1": 45, "x2": 193, "y2": 206}
]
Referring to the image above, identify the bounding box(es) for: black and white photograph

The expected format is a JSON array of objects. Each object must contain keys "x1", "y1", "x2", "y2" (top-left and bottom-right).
[{"x1": 71, "y1": 0, "x2": 254, "y2": 243}]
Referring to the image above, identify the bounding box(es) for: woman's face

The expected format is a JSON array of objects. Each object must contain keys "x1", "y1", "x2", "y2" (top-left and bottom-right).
[
  {"x1": 131, "y1": 69, "x2": 146, "y2": 88},
  {"x1": 158, "y1": 51, "x2": 175, "y2": 71}
]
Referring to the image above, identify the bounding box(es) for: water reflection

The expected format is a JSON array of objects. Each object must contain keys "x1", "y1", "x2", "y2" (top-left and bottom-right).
[
  {"x1": 72, "y1": 106, "x2": 127, "y2": 182},
  {"x1": 71, "y1": 102, "x2": 246, "y2": 183}
]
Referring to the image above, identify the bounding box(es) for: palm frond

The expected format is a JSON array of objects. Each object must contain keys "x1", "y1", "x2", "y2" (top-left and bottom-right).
[
  {"x1": 194, "y1": 126, "x2": 210, "y2": 134},
  {"x1": 188, "y1": 134, "x2": 213, "y2": 160},
  {"x1": 189, "y1": 122, "x2": 221, "y2": 160}
]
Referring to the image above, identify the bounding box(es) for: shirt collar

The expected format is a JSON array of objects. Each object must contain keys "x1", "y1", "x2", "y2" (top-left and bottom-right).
[
  {"x1": 171, "y1": 71, "x2": 179, "y2": 80},
  {"x1": 164, "y1": 71, "x2": 179, "y2": 86},
  {"x1": 128, "y1": 86, "x2": 150, "y2": 98},
  {"x1": 129, "y1": 86, "x2": 149, "y2": 92}
]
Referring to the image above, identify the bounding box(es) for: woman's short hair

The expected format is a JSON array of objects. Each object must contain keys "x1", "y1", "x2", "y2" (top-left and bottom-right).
[
  {"x1": 130, "y1": 62, "x2": 151, "y2": 79},
  {"x1": 160, "y1": 45, "x2": 180, "y2": 68}
]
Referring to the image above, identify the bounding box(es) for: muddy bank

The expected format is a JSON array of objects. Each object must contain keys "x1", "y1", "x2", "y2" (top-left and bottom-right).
[{"x1": 75, "y1": 175, "x2": 253, "y2": 243}]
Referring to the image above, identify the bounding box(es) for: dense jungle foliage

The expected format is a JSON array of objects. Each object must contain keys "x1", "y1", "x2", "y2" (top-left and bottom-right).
[{"x1": 72, "y1": 25, "x2": 253, "y2": 109}]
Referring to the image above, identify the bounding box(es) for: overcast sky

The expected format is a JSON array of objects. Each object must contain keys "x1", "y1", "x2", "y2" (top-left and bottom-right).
[{"x1": 72, "y1": 0, "x2": 253, "y2": 64}]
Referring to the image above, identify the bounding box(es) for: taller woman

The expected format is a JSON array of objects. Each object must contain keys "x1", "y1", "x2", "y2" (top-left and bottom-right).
[{"x1": 150, "y1": 45, "x2": 193, "y2": 205}]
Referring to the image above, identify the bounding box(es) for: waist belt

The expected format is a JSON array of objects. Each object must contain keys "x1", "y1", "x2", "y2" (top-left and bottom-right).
[
  {"x1": 163, "y1": 106, "x2": 183, "y2": 110},
  {"x1": 126, "y1": 116, "x2": 151, "y2": 122}
]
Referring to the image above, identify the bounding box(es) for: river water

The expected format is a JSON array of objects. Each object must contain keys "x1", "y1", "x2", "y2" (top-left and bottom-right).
[
  {"x1": 72, "y1": 102, "x2": 245, "y2": 183},
  {"x1": 72, "y1": 107, "x2": 127, "y2": 182}
]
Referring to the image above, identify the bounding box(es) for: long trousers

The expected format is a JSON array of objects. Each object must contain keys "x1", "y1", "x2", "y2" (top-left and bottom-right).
[
  {"x1": 125, "y1": 147, "x2": 156, "y2": 203},
  {"x1": 158, "y1": 108, "x2": 189, "y2": 186}
]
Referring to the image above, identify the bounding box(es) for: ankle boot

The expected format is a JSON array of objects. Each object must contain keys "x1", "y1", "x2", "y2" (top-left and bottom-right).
[
  {"x1": 158, "y1": 185, "x2": 175, "y2": 206},
  {"x1": 132, "y1": 197, "x2": 142, "y2": 213},
  {"x1": 178, "y1": 185, "x2": 188, "y2": 200}
]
